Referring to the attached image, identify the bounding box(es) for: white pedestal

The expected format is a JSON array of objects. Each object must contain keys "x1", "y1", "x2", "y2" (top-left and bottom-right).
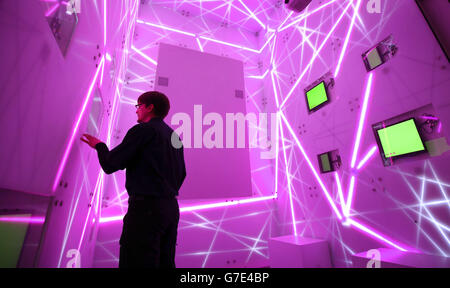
[
  {"x1": 269, "y1": 235, "x2": 332, "y2": 268},
  {"x1": 352, "y1": 248, "x2": 450, "y2": 268}
]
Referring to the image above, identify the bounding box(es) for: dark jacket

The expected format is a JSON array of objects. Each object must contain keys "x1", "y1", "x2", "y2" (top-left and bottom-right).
[{"x1": 95, "y1": 117, "x2": 186, "y2": 198}]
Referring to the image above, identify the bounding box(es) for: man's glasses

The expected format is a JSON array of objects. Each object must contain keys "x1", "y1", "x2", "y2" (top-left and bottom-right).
[{"x1": 135, "y1": 103, "x2": 144, "y2": 109}]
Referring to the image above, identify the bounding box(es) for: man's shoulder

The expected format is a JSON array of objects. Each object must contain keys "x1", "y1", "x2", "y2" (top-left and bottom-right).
[
  {"x1": 127, "y1": 123, "x2": 157, "y2": 137},
  {"x1": 144, "y1": 118, "x2": 174, "y2": 132}
]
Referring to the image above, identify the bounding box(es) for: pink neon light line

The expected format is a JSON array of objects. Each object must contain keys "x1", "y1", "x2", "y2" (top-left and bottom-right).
[
  {"x1": 350, "y1": 72, "x2": 374, "y2": 168},
  {"x1": 279, "y1": 115, "x2": 298, "y2": 236},
  {"x1": 270, "y1": 70, "x2": 280, "y2": 108},
  {"x1": 348, "y1": 218, "x2": 410, "y2": 251},
  {"x1": 259, "y1": 32, "x2": 276, "y2": 53},
  {"x1": 334, "y1": 0, "x2": 362, "y2": 78},
  {"x1": 0, "y1": 216, "x2": 45, "y2": 224},
  {"x1": 99, "y1": 58, "x2": 105, "y2": 87},
  {"x1": 280, "y1": 0, "x2": 353, "y2": 109},
  {"x1": 420, "y1": 116, "x2": 439, "y2": 121},
  {"x1": 104, "y1": 0, "x2": 107, "y2": 46},
  {"x1": 77, "y1": 171, "x2": 103, "y2": 252},
  {"x1": 180, "y1": 195, "x2": 277, "y2": 212},
  {"x1": 99, "y1": 195, "x2": 277, "y2": 223},
  {"x1": 199, "y1": 36, "x2": 260, "y2": 53},
  {"x1": 279, "y1": 112, "x2": 343, "y2": 220},
  {"x1": 45, "y1": 2, "x2": 60, "y2": 17},
  {"x1": 131, "y1": 46, "x2": 157, "y2": 65},
  {"x1": 345, "y1": 175, "x2": 356, "y2": 217},
  {"x1": 52, "y1": 56, "x2": 105, "y2": 192},
  {"x1": 137, "y1": 19, "x2": 196, "y2": 37},
  {"x1": 274, "y1": 113, "x2": 280, "y2": 195},
  {"x1": 136, "y1": 19, "x2": 272, "y2": 54},
  {"x1": 196, "y1": 38, "x2": 204, "y2": 52},
  {"x1": 278, "y1": 0, "x2": 340, "y2": 32},
  {"x1": 277, "y1": 11, "x2": 294, "y2": 31},
  {"x1": 334, "y1": 172, "x2": 346, "y2": 212},
  {"x1": 247, "y1": 69, "x2": 268, "y2": 79},
  {"x1": 237, "y1": 0, "x2": 266, "y2": 30},
  {"x1": 356, "y1": 145, "x2": 378, "y2": 170}
]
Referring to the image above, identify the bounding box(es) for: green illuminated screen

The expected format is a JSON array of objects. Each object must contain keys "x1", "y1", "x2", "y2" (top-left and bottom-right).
[
  {"x1": 0, "y1": 214, "x2": 30, "y2": 268},
  {"x1": 377, "y1": 119, "x2": 425, "y2": 158},
  {"x1": 306, "y1": 82, "x2": 328, "y2": 111},
  {"x1": 320, "y1": 153, "x2": 332, "y2": 172},
  {"x1": 366, "y1": 47, "x2": 383, "y2": 70}
]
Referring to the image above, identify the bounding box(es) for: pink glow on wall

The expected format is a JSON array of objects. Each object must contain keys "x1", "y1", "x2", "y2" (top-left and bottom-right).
[
  {"x1": 3, "y1": 0, "x2": 447, "y2": 268},
  {"x1": 350, "y1": 73, "x2": 374, "y2": 169},
  {"x1": 280, "y1": 0, "x2": 353, "y2": 109},
  {"x1": 334, "y1": 0, "x2": 362, "y2": 78},
  {"x1": 131, "y1": 45, "x2": 158, "y2": 65},
  {"x1": 99, "y1": 194, "x2": 277, "y2": 224},
  {"x1": 44, "y1": 2, "x2": 60, "y2": 17},
  {"x1": 0, "y1": 216, "x2": 45, "y2": 224},
  {"x1": 278, "y1": 0, "x2": 340, "y2": 32},
  {"x1": 279, "y1": 112, "x2": 343, "y2": 220},
  {"x1": 279, "y1": 114, "x2": 298, "y2": 236},
  {"x1": 52, "y1": 56, "x2": 105, "y2": 192},
  {"x1": 356, "y1": 145, "x2": 378, "y2": 170},
  {"x1": 334, "y1": 172, "x2": 346, "y2": 211},
  {"x1": 348, "y1": 218, "x2": 412, "y2": 252}
]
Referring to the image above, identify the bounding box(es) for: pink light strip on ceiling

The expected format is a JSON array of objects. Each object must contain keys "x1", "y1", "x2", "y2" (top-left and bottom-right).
[
  {"x1": 237, "y1": 0, "x2": 266, "y2": 30},
  {"x1": 131, "y1": 45, "x2": 158, "y2": 65},
  {"x1": 277, "y1": 11, "x2": 294, "y2": 32},
  {"x1": 278, "y1": 0, "x2": 341, "y2": 32},
  {"x1": 52, "y1": 56, "x2": 105, "y2": 192},
  {"x1": 136, "y1": 19, "x2": 271, "y2": 54},
  {"x1": 280, "y1": 0, "x2": 353, "y2": 109},
  {"x1": 199, "y1": 36, "x2": 260, "y2": 53},
  {"x1": 137, "y1": 19, "x2": 196, "y2": 37}
]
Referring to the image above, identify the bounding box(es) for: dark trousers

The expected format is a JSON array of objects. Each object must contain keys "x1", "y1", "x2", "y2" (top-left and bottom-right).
[{"x1": 119, "y1": 196, "x2": 179, "y2": 268}]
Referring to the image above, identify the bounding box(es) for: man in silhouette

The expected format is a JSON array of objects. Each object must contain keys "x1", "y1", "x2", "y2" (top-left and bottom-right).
[{"x1": 81, "y1": 91, "x2": 186, "y2": 268}]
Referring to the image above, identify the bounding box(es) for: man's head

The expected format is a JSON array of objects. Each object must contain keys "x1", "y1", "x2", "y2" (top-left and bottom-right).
[{"x1": 136, "y1": 91, "x2": 170, "y2": 123}]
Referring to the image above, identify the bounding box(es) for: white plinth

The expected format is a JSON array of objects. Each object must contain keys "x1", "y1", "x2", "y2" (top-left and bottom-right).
[{"x1": 269, "y1": 235, "x2": 332, "y2": 268}]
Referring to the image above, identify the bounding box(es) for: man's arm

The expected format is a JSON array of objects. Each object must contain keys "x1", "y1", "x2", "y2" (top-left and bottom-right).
[{"x1": 82, "y1": 125, "x2": 148, "y2": 174}]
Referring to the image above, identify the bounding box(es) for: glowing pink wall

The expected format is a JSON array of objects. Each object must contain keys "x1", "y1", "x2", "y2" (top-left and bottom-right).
[
  {"x1": 94, "y1": 2, "x2": 278, "y2": 268},
  {"x1": 94, "y1": 1, "x2": 450, "y2": 268},
  {"x1": 1, "y1": 0, "x2": 448, "y2": 268},
  {"x1": 269, "y1": 0, "x2": 450, "y2": 267},
  {"x1": 0, "y1": 0, "x2": 139, "y2": 267}
]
